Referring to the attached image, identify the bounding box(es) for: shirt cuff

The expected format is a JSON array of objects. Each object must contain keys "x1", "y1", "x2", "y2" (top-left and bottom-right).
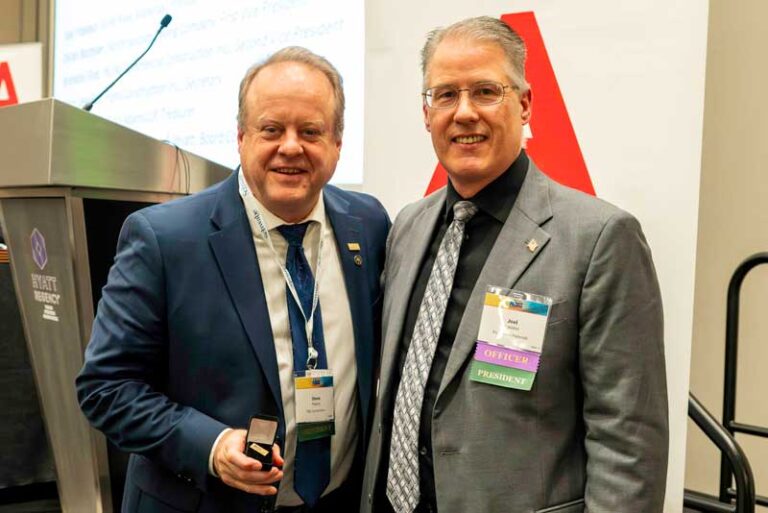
[{"x1": 208, "y1": 428, "x2": 232, "y2": 477}]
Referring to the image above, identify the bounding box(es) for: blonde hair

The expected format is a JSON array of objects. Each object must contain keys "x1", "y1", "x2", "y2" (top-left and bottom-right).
[{"x1": 237, "y1": 46, "x2": 345, "y2": 139}]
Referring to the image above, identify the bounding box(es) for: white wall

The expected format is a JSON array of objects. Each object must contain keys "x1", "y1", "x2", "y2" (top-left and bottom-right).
[{"x1": 364, "y1": 2, "x2": 709, "y2": 511}]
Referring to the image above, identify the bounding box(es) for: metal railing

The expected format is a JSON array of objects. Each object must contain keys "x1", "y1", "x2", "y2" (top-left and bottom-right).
[
  {"x1": 684, "y1": 393, "x2": 755, "y2": 513},
  {"x1": 720, "y1": 252, "x2": 768, "y2": 507}
]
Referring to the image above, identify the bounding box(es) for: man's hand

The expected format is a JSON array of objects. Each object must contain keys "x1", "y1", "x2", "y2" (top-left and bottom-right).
[{"x1": 213, "y1": 428, "x2": 284, "y2": 495}]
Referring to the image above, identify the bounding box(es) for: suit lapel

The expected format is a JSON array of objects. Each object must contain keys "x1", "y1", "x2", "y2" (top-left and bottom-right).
[
  {"x1": 323, "y1": 189, "x2": 374, "y2": 437},
  {"x1": 438, "y1": 164, "x2": 553, "y2": 397},
  {"x1": 208, "y1": 173, "x2": 284, "y2": 419},
  {"x1": 379, "y1": 192, "x2": 445, "y2": 405}
]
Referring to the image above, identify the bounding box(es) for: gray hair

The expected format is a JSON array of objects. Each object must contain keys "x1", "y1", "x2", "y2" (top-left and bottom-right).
[
  {"x1": 237, "y1": 46, "x2": 345, "y2": 140},
  {"x1": 420, "y1": 16, "x2": 529, "y2": 92}
]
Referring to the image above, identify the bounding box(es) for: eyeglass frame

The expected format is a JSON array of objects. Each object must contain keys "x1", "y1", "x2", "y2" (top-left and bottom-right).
[{"x1": 422, "y1": 81, "x2": 517, "y2": 109}]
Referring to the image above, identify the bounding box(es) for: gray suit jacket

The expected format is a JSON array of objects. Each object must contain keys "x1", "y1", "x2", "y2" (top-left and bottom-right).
[{"x1": 362, "y1": 161, "x2": 668, "y2": 513}]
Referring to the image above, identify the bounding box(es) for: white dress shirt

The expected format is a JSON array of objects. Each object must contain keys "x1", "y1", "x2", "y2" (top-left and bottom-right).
[{"x1": 209, "y1": 170, "x2": 359, "y2": 506}]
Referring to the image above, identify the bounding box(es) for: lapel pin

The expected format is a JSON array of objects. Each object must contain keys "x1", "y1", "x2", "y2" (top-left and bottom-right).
[
  {"x1": 347, "y1": 242, "x2": 361, "y2": 251},
  {"x1": 354, "y1": 254, "x2": 363, "y2": 266},
  {"x1": 525, "y1": 239, "x2": 539, "y2": 253},
  {"x1": 249, "y1": 442, "x2": 269, "y2": 457}
]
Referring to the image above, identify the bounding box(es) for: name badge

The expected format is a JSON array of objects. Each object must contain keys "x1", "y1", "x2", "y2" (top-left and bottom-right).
[
  {"x1": 470, "y1": 287, "x2": 552, "y2": 391},
  {"x1": 294, "y1": 369, "x2": 335, "y2": 441},
  {"x1": 476, "y1": 287, "x2": 551, "y2": 352}
]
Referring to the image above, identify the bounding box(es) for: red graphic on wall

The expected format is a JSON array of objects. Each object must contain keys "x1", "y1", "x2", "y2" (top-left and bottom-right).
[
  {"x1": 0, "y1": 62, "x2": 20, "y2": 107},
  {"x1": 425, "y1": 11, "x2": 595, "y2": 196}
]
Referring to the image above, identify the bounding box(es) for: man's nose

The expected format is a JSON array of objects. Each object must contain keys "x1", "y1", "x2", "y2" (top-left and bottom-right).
[
  {"x1": 278, "y1": 130, "x2": 304, "y2": 157},
  {"x1": 453, "y1": 91, "x2": 480, "y2": 123}
]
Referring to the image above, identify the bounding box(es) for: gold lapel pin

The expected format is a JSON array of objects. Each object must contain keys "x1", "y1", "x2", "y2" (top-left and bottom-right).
[
  {"x1": 249, "y1": 443, "x2": 269, "y2": 457},
  {"x1": 353, "y1": 254, "x2": 363, "y2": 266},
  {"x1": 347, "y1": 242, "x2": 361, "y2": 251},
  {"x1": 525, "y1": 239, "x2": 539, "y2": 253}
]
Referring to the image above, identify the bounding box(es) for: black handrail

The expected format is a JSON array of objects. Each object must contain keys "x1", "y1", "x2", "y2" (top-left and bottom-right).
[
  {"x1": 720, "y1": 252, "x2": 768, "y2": 506},
  {"x1": 684, "y1": 490, "x2": 735, "y2": 513},
  {"x1": 685, "y1": 393, "x2": 755, "y2": 513}
]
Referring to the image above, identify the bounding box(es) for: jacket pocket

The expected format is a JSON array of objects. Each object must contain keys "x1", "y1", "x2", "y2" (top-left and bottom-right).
[
  {"x1": 132, "y1": 455, "x2": 202, "y2": 512},
  {"x1": 535, "y1": 497, "x2": 585, "y2": 513},
  {"x1": 137, "y1": 490, "x2": 196, "y2": 513},
  {"x1": 546, "y1": 299, "x2": 570, "y2": 326}
]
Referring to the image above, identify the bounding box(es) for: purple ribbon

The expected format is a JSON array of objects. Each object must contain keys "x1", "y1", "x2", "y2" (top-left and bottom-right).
[{"x1": 474, "y1": 342, "x2": 540, "y2": 373}]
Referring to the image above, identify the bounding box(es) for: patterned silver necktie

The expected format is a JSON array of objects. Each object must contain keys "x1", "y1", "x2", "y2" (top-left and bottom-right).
[{"x1": 387, "y1": 200, "x2": 478, "y2": 513}]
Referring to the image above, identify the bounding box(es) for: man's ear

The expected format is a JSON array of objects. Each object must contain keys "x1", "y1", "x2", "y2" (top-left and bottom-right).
[
  {"x1": 423, "y1": 103, "x2": 431, "y2": 132},
  {"x1": 237, "y1": 128, "x2": 245, "y2": 154},
  {"x1": 520, "y1": 89, "x2": 532, "y2": 124}
]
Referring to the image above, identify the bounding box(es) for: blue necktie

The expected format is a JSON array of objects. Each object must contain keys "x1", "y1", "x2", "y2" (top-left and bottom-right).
[{"x1": 277, "y1": 223, "x2": 330, "y2": 507}]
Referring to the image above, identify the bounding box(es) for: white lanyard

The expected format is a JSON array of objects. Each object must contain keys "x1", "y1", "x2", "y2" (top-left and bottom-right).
[{"x1": 238, "y1": 172, "x2": 324, "y2": 369}]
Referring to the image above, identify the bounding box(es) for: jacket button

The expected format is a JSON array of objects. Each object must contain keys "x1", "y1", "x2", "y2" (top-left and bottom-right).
[
  {"x1": 368, "y1": 493, "x2": 373, "y2": 504},
  {"x1": 378, "y1": 422, "x2": 382, "y2": 434}
]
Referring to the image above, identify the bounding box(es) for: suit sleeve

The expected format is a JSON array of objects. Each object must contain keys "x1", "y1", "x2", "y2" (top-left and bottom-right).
[
  {"x1": 578, "y1": 211, "x2": 669, "y2": 512},
  {"x1": 76, "y1": 212, "x2": 227, "y2": 491}
]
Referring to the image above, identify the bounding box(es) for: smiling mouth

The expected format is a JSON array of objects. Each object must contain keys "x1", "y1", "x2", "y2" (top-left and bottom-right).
[
  {"x1": 272, "y1": 167, "x2": 306, "y2": 175},
  {"x1": 452, "y1": 135, "x2": 487, "y2": 144}
]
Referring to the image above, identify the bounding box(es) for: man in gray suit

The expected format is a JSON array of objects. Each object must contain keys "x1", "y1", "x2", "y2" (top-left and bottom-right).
[{"x1": 362, "y1": 16, "x2": 668, "y2": 513}]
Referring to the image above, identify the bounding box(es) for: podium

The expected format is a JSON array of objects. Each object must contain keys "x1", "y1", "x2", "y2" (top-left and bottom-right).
[{"x1": 0, "y1": 99, "x2": 231, "y2": 512}]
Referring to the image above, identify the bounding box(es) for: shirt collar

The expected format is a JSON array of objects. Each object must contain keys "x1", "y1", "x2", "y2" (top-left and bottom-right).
[
  {"x1": 444, "y1": 150, "x2": 529, "y2": 224},
  {"x1": 238, "y1": 168, "x2": 326, "y2": 235}
]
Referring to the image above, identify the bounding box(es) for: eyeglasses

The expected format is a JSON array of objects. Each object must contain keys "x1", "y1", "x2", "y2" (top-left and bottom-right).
[{"x1": 423, "y1": 81, "x2": 513, "y2": 109}]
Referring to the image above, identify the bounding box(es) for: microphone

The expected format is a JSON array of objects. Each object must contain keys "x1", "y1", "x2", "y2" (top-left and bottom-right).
[{"x1": 83, "y1": 14, "x2": 173, "y2": 112}]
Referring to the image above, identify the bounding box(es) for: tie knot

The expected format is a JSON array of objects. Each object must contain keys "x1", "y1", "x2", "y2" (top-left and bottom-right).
[
  {"x1": 277, "y1": 222, "x2": 311, "y2": 247},
  {"x1": 452, "y1": 200, "x2": 478, "y2": 223}
]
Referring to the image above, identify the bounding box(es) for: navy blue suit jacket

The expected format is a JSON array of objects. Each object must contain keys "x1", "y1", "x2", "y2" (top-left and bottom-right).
[{"x1": 77, "y1": 171, "x2": 390, "y2": 512}]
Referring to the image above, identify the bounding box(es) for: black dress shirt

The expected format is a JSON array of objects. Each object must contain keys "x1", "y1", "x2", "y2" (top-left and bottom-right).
[{"x1": 377, "y1": 151, "x2": 528, "y2": 512}]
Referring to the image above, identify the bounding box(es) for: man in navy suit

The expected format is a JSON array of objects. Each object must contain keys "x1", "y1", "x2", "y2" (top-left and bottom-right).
[{"x1": 77, "y1": 47, "x2": 390, "y2": 513}]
